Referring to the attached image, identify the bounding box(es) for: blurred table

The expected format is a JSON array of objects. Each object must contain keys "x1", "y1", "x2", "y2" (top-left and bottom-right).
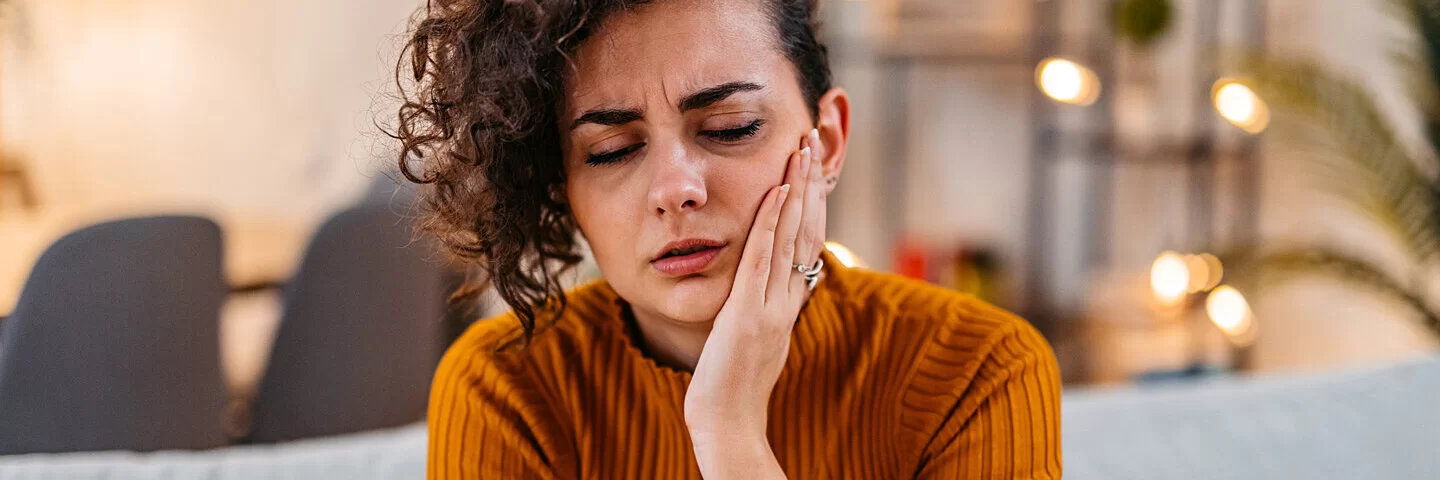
[{"x1": 0, "y1": 156, "x2": 38, "y2": 212}]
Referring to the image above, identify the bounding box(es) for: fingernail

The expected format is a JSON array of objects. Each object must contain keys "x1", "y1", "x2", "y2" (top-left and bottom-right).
[
  {"x1": 800, "y1": 146, "x2": 811, "y2": 158},
  {"x1": 809, "y1": 128, "x2": 820, "y2": 144},
  {"x1": 780, "y1": 183, "x2": 791, "y2": 193}
]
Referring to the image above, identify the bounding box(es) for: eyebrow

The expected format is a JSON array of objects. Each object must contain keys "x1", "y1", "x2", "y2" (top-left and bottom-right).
[
  {"x1": 568, "y1": 81, "x2": 765, "y2": 131},
  {"x1": 569, "y1": 108, "x2": 642, "y2": 130},
  {"x1": 678, "y1": 81, "x2": 764, "y2": 112}
]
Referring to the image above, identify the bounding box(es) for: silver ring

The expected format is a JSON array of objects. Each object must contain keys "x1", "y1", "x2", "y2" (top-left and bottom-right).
[{"x1": 793, "y1": 258, "x2": 824, "y2": 290}]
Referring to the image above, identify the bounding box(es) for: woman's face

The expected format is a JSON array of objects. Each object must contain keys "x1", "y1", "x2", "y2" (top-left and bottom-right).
[{"x1": 560, "y1": 0, "x2": 846, "y2": 325}]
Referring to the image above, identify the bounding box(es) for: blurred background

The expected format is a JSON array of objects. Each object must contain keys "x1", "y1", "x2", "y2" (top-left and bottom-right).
[{"x1": 1, "y1": 0, "x2": 1438, "y2": 478}]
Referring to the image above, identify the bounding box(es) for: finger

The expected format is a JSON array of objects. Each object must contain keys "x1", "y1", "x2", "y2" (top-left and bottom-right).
[
  {"x1": 791, "y1": 129, "x2": 827, "y2": 296},
  {"x1": 767, "y1": 137, "x2": 812, "y2": 305},
  {"x1": 733, "y1": 183, "x2": 788, "y2": 307}
]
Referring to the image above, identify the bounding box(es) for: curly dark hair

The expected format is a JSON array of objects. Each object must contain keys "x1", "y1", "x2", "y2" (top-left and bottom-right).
[{"x1": 391, "y1": 0, "x2": 832, "y2": 341}]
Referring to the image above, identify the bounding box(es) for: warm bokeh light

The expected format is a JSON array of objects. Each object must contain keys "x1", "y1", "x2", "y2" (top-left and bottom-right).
[
  {"x1": 1207, "y1": 285, "x2": 1256, "y2": 344},
  {"x1": 1183, "y1": 254, "x2": 1209, "y2": 293},
  {"x1": 824, "y1": 241, "x2": 866, "y2": 269},
  {"x1": 1150, "y1": 251, "x2": 1191, "y2": 306},
  {"x1": 1213, "y1": 79, "x2": 1269, "y2": 134},
  {"x1": 1182, "y1": 253, "x2": 1224, "y2": 293},
  {"x1": 1197, "y1": 253, "x2": 1224, "y2": 290},
  {"x1": 1036, "y1": 58, "x2": 1101, "y2": 106}
]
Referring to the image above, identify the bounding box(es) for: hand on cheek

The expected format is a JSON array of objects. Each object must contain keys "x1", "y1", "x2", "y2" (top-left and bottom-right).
[{"x1": 683, "y1": 128, "x2": 827, "y2": 479}]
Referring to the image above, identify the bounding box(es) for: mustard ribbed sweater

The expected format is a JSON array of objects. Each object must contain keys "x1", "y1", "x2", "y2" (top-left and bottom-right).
[{"x1": 428, "y1": 253, "x2": 1062, "y2": 479}]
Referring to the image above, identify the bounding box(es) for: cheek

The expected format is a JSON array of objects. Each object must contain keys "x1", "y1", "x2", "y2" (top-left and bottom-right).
[
  {"x1": 566, "y1": 178, "x2": 640, "y2": 262},
  {"x1": 711, "y1": 146, "x2": 790, "y2": 219}
]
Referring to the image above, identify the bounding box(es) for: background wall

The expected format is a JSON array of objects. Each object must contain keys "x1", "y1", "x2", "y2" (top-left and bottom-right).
[{"x1": 2, "y1": 0, "x2": 420, "y2": 225}]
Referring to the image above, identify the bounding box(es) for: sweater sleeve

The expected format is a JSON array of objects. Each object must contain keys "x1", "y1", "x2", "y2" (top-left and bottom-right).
[
  {"x1": 427, "y1": 325, "x2": 571, "y2": 480},
  {"x1": 914, "y1": 321, "x2": 1063, "y2": 480}
]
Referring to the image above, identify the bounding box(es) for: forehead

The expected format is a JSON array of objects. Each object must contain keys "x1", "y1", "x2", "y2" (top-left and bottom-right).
[{"x1": 563, "y1": 0, "x2": 785, "y2": 114}]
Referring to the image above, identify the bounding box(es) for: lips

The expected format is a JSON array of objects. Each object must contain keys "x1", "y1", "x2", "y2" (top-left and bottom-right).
[{"x1": 650, "y1": 238, "x2": 726, "y2": 277}]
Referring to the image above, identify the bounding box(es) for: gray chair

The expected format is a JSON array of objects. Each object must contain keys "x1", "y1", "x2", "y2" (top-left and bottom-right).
[
  {"x1": 247, "y1": 204, "x2": 446, "y2": 443},
  {"x1": 0, "y1": 216, "x2": 230, "y2": 454},
  {"x1": 364, "y1": 171, "x2": 473, "y2": 347}
]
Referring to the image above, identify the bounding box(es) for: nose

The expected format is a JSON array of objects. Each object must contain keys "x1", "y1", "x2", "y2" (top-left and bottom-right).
[{"x1": 648, "y1": 141, "x2": 708, "y2": 215}]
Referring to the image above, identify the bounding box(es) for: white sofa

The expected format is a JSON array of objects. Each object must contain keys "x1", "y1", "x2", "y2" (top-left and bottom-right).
[
  {"x1": 3, "y1": 356, "x2": 1437, "y2": 480},
  {"x1": 1064, "y1": 356, "x2": 1440, "y2": 479},
  {"x1": 0, "y1": 424, "x2": 426, "y2": 480}
]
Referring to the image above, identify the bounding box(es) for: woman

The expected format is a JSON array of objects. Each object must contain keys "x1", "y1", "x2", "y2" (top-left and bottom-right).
[{"x1": 395, "y1": 0, "x2": 1062, "y2": 478}]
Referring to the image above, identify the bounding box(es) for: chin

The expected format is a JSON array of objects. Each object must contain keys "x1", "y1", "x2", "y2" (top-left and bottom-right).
[{"x1": 656, "y1": 274, "x2": 731, "y2": 324}]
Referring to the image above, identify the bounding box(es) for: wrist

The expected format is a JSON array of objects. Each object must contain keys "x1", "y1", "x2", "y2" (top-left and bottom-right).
[
  {"x1": 686, "y1": 417, "x2": 767, "y2": 452},
  {"x1": 688, "y1": 430, "x2": 784, "y2": 479},
  {"x1": 683, "y1": 398, "x2": 768, "y2": 439},
  {"x1": 687, "y1": 426, "x2": 768, "y2": 450}
]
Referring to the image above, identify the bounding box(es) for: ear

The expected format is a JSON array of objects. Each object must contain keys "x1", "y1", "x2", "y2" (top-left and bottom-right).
[{"x1": 812, "y1": 87, "x2": 850, "y2": 196}]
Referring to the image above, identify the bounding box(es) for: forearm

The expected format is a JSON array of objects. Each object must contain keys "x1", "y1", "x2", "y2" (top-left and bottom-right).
[{"x1": 690, "y1": 430, "x2": 787, "y2": 480}]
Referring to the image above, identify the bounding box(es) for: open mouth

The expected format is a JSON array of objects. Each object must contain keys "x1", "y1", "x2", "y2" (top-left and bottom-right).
[{"x1": 658, "y1": 244, "x2": 718, "y2": 260}]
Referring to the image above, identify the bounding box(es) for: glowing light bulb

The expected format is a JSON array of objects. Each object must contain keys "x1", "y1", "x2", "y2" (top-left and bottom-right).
[
  {"x1": 1150, "y1": 251, "x2": 1191, "y2": 306},
  {"x1": 1206, "y1": 285, "x2": 1255, "y2": 344},
  {"x1": 1037, "y1": 58, "x2": 1100, "y2": 106},
  {"x1": 1213, "y1": 80, "x2": 1269, "y2": 134}
]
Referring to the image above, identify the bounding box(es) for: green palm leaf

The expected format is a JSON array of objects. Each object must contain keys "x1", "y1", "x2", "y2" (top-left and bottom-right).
[
  {"x1": 1204, "y1": 0, "x2": 1440, "y2": 339},
  {"x1": 1389, "y1": 0, "x2": 1440, "y2": 151},
  {"x1": 1234, "y1": 57, "x2": 1440, "y2": 270},
  {"x1": 1225, "y1": 248, "x2": 1440, "y2": 334}
]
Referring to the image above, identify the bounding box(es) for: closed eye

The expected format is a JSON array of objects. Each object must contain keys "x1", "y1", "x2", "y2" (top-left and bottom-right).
[
  {"x1": 585, "y1": 142, "x2": 645, "y2": 166},
  {"x1": 700, "y1": 119, "x2": 764, "y2": 142}
]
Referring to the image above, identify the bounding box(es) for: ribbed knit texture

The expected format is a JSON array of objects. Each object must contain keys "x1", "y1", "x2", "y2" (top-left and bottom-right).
[{"x1": 428, "y1": 251, "x2": 1062, "y2": 479}]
